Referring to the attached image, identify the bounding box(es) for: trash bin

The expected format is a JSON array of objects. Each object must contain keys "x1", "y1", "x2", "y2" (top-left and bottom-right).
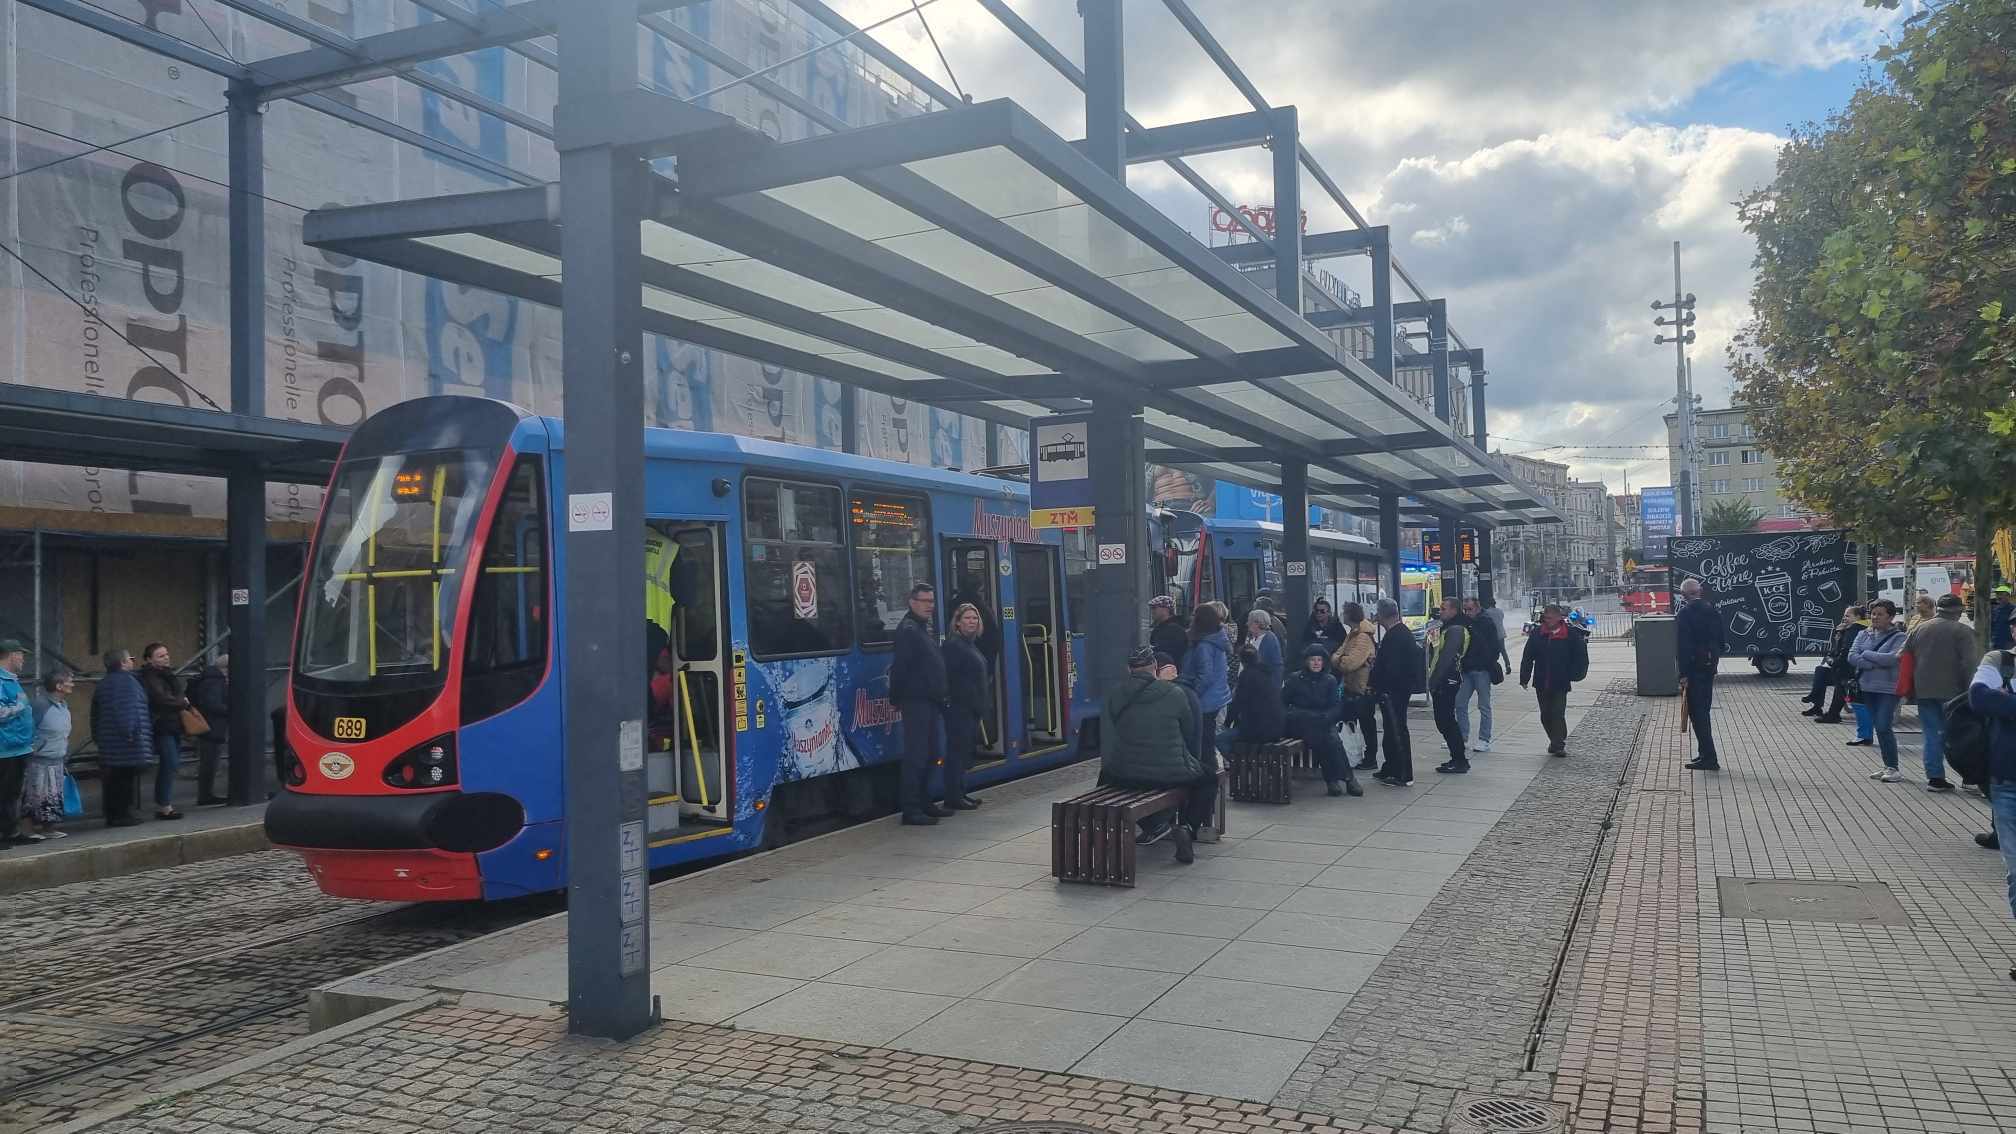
[{"x1": 1634, "y1": 616, "x2": 1679, "y2": 696}]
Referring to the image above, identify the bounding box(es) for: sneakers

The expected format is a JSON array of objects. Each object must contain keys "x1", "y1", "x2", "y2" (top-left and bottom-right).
[
  {"x1": 1875, "y1": 768, "x2": 1903, "y2": 783},
  {"x1": 1472, "y1": 740, "x2": 1492, "y2": 753},
  {"x1": 1372, "y1": 772, "x2": 1413, "y2": 788},
  {"x1": 1136, "y1": 817, "x2": 1175, "y2": 845},
  {"x1": 1345, "y1": 779, "x2": 1364, "y2": 797},
  {"x1": 1976, "y1": 831, "x2": 2001, "y2": 850},
  {"x1": 1800, "y1": 707, "x2": 1822, "y2": 717},
  {"x1": 1173, "y1": 824, "x2": 1195, "y2": 864},
  {"x1": 1548, "y1": 745, "x2": 1567, "y2": 758},
  {"x1": 1963, "y1": 783, "x2": 1988, "y2": 798},
  {"x1": 1812, "y1": 714, "x2": 1842, "y2": 724},
  {"x1": 1435, "y1": 761, "x2": 1470, "y2": 774},
  {"x1": 1846, "y1": 738, "x2": 1874, "y2": 747},
  {"x1": 1926, "y1": 778, "x2": 1956, "y2": 793},
  {"x1": 1353, "y1": 755, "x2": 1379, "y2": 772},
  {"x1": 1194, "y1": 826, "x2": 1220, "y2": 845},
  {"x1": 1684, "y1": 758, "x2": 1720, "y2": 771},
  {"x1": 1326, "y1": 781, "x2": 1346, "y2": 797}
]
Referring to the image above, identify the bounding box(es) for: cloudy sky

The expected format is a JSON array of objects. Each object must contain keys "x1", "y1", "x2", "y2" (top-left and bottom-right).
[{"x1": 829, "y1": 0, "x2": 1907, "y2": 492}]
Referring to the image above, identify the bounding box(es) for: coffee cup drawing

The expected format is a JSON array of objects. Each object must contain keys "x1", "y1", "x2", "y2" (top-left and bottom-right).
[
  {"x1": 1818, "y1": 579, "x2": 1842, "y2": 603},
  {"x1": 1729, "y1": 610, "x2": 1758, "y2": 636},
  {"x1": 1756, "y1": 568, "x2": 1794, "y2": 623}
]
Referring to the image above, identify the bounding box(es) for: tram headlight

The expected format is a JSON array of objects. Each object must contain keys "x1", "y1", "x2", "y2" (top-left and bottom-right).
[{"x1": 382, "y1": 734, "x2": 458, "y2": 789}]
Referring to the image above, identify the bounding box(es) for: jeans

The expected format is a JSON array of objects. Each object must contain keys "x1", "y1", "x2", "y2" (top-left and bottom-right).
[
  {"x1": 1914, "y1": 698, "x2": 1948, "y2": 781},
  {"x1": 1993, "y1": 781, "x2": 2016, "y2": 919},
  {"x1": 1536, "y1": 688, "x2": 1569, "y2": 751},
  {"x1": 1454, "y1": 669, "x2": 1493, "y2": 744},
  {"x1": 1684, "y1": 671, "x2": 1717, "y2": 765},
  {"x1": 1852, "y1": 700, "x2": 1873, "y2": 741},
  {"x1": 153, "y1": 730, "x2": 181, "y2": 810},
  {"x1": 896, "y1": 699, "x2": 942, "y2": 817},
  {"x1": 943, "y1": 708, "x2": 977, "y2": 806},
  {"x1": 1430, "y1": 679, "x2": 1466, "y2": 764},
  {"x1": 1377, "y1": 691, "x2": 1413, "y2": 782},
  {"x1": 1863, "y1": 693, "x2": 1900, "y2": 769}
]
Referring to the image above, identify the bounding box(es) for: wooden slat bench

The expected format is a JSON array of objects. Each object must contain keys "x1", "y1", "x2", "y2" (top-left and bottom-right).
[
  {"x1": 1052, "y1": 774, "x2": 1229, "y2": 887},
  {"x1": 1226, "y1": 739, "x2": 1304, "y2": 804}
]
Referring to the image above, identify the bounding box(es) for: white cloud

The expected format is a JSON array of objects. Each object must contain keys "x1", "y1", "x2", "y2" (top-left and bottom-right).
[{"x1": 815, "y1": 0, "x2": 1905, "y2": 486}]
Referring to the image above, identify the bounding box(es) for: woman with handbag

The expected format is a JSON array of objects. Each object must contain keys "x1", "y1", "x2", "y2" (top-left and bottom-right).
[
  {"x1": 138, "y1": 642, "x2": 193, "y2": 820},
  {"x1": 1811, "y1": 606, "x2": 1866, "y2": 725},
  {"x1": 24, "y1": 671, "x2": 76, "y2": 839}
]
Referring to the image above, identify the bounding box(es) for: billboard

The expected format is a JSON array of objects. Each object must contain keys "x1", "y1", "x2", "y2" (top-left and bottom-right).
[{"x1": 1640, "y1": 487, "x2": 1677, "y2": 558}]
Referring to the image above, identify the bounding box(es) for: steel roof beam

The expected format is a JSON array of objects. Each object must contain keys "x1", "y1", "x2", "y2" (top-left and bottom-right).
[
  {"x1": 1101, "y1": 108, "x2": 1275, "y2": 164},
  {"x1": 20, "y1": 0, "x2": 249, "y2": 79},
  {"x1": 1213, "y1": 228, "x2": 1380, "y2": 267}
]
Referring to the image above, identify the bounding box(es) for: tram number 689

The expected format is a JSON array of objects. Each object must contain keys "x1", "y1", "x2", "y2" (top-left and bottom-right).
[{"x1": 332, "y1": 717, "x2": 368, "y2": 741}]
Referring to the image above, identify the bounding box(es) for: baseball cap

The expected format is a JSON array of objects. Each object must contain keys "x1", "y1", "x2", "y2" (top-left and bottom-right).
[
  {"x1": 1997, "y1": 584, "x2": 2012, "y2": 595},
  {"x1": 1128, "y1": 646, "x2": 1158, "y2": 668},
  {"x1": 1148, "y1": 595, "x2": 1175, "y2": 610},
  {"x1": 0, "y1": 639, "x2": 22, "y2": 656}
]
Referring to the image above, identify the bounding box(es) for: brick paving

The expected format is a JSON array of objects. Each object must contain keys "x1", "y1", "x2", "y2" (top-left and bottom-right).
[
  {"x1": 37, "y1": 652, "x2": 2016, "y2": 1134},
  {"x1": 1277, "y1": 684, "x2": 1649, "y2": 1131}
]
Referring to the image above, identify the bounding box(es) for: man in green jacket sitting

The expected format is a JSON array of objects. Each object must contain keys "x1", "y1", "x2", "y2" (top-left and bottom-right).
[{"x1": 1100, "y1": 646, "x2": 1208, "y2": 864}]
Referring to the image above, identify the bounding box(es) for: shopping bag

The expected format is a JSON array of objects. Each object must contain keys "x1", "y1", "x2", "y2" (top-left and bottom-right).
[
  {"x1": 62, "y1": 773, "x2": 84, "y2": 820},
  {"x1": 179, "y1": 707, "x2": 211, "y2": 737},
  {"x1": 1339, "y1": 721, "x2": 1365, "y2": 764}
]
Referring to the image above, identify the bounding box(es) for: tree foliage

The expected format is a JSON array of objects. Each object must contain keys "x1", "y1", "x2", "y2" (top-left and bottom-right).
[
  {"x1": 1703, "y1": 498, "x2": 1765, "y2": 534},
  {"x1": 1731, "y1": 0, "x2": 2016, "y2": 549}
]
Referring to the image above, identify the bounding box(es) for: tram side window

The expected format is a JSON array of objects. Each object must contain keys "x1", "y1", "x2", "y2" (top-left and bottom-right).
[
  {"x1": 849, "y1": 490, "x2": 932, "y2": 648},
  {"x1": 464, "y1": 459, "x2": 549, "y2": 721},
  {"x1": 745, "y1": 478, "x2": 851, "y2": 657}
]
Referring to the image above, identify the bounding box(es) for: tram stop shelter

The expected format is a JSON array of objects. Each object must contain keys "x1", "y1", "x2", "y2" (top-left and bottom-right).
[{"x1": 281, "y1": 0, "x2": 1556, "y2": 1039}]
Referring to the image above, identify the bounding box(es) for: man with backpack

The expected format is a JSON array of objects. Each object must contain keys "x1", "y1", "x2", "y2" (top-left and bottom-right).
[
  {"x1": 1520, "y1": 604, "x2": 1590, "y2": 757},
  {"x1": 1966, "y1": 649, "x2": 2016, "y2": 970}
]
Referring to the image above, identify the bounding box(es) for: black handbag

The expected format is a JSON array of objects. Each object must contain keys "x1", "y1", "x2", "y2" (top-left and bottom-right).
[{"x1": 1489, "y1": 661, "x2": 1505, "y2": 686}]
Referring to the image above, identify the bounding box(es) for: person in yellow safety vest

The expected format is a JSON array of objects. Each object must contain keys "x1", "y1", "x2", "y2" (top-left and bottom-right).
[{"x1": 645, "y1": 527, "x2": 677, "y2": 676}]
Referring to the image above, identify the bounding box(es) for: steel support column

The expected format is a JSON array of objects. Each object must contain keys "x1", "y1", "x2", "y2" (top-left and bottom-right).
[
  {"x1": 1081, "y1": 0, "x2": 1143, "y2": 696},
  {"x1": 1469, "y1": 349, "x2": 1494, "y2": 608},
  {"x1": 1282, "y1": 461, "x2": 1311, "y2": 623},
  {"x1": 558, "y1": 0, "x2": 653, "y2": 1041},
  {"x1": 1379, "y1": 495, "x2": 1402, "y2": 602},
  {"x1": 1369, "y1": 229, "x2": 1394, "y2": 381},
  {"x1": 1082, "y1": 0, "x2": 1125, "y2": 185},
  {"x1": 1271, "y1": 107, "x2": 1300, "y2": 315},
  {"x1": 1436, "y1": 512, "x2": 1460, "y2": 606},
  {"x1": 840, "y1": 385, "x2": 859, "y2": 454},
  {"x1": 225, "y1": 83, "x2": 267, "y2": 807},
  {"x1": 1429, "y1": 299, "x2": 1451, "y2": 422}
]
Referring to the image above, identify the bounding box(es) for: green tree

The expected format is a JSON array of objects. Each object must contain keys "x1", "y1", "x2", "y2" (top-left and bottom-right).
[
  {"x1": 1703, "y1": 498, "x2": 1764, "y2": 534},
  {"x1": 1731, "y1": 0, "x2": 2016, "y2": 557}
]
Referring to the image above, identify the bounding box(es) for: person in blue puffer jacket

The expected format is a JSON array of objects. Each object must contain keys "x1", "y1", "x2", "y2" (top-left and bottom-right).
[
  {"x1": 89, "y1": 649, "x2": 155, "y2": 828},
  {"x1": 1178, "y1": 602, "x2": 1232, "y2": 771}
]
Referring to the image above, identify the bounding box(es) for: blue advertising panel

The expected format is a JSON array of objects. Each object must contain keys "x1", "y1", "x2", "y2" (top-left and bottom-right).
[{"x1": 1641, "y1": 487, "x2": 1677, "y2": 557}]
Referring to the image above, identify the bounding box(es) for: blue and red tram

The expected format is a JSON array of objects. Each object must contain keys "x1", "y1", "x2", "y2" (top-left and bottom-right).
[{"x1": 266, "y1": 397, "x2": 1094, "y2": 901}]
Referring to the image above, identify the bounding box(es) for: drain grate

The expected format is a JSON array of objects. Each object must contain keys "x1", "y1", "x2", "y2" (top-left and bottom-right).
[
  {"x1": 972, "y1": 1125, "x2": 1109, "y2": 1134},
  {"x1": 1451, "y1": 1095, "x2": 1562, "y2": 1134}
]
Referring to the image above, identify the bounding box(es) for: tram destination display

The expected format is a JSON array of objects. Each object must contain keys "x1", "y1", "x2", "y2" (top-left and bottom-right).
[{"x1": 1665, "y1": 529, "x2": 1851, "y2": 660}]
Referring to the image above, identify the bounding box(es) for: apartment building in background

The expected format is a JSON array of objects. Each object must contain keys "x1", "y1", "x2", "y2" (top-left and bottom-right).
[
  {"x1": 1614, "y1": 494, "x2": 1644, "y2": 557},
  {"x1": 1492, "y1": 451, "x2": 1573, "y2": 595},
  {"x1": 1563, "y1": 480, "x2": 1620, "y2": 587},
  {"x1": 1663, "y1": 405, "x2": 1819, "y2": 529}
]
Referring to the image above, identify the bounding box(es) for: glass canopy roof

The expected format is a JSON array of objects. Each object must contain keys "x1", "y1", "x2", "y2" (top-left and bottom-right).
[{"x1": 304, "y1": 97, "x2": 1555, "y2": 527}]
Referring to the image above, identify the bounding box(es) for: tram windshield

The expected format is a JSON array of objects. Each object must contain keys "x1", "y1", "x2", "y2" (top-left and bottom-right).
[{"x1": 297, "y1": 449, "x2": 495, "y2": 688}]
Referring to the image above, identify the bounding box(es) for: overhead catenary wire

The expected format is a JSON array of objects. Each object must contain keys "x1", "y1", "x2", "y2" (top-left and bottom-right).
[{"x1": 691, "y1": 0, "x2": 947, "y2": 103}]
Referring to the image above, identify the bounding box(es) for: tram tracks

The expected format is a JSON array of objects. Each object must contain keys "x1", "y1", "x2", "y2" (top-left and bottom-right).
[{"x1": 2, "y1": 867, "x2": 553, "y2": 1129}]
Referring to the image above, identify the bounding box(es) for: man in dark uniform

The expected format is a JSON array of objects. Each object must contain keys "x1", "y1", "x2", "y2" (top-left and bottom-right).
[
  {"x1": 1676, "y1": 578, "x2": 1728, "y2": 771},
  {"x1": 1369, "y1": 597, "x2": 1426, "y2": 787},
  {"x1": 888, "y1": 583, "x2": 951, "y2": 825}
]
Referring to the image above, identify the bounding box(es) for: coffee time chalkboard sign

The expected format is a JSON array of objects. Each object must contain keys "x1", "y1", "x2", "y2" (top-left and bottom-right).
[{"x1": 1666, "y1": 530, "x2": 1852, "y2": 661}]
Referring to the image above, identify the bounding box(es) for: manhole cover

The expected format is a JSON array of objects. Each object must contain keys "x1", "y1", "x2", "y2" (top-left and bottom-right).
[
  {"x1": 1450, "y1": 1096, "x2": 1562, "y2": 1133},
  {"x1": 1716, "y1": 877, "x2": 1911, "y2": 925},
  {"x1": 973, "y1": 1125, "x2": 1107, "y2": 1134}
]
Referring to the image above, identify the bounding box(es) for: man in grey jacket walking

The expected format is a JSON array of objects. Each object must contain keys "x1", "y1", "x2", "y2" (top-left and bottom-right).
[{"x1": 1905, "y1": 593, "x2": 1977, "y2": 791}]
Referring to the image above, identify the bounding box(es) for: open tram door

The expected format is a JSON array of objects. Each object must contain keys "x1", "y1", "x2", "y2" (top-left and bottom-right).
[
  {"x1": 645, "y1": 521, "x2": 731, "y2": 841},
  {"x1": 942, "y1": 539, "x2": 1005, "y2": 758},
  {"x1": 1013, "y1": 544, "x2": 1067, "y2": 752}
]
